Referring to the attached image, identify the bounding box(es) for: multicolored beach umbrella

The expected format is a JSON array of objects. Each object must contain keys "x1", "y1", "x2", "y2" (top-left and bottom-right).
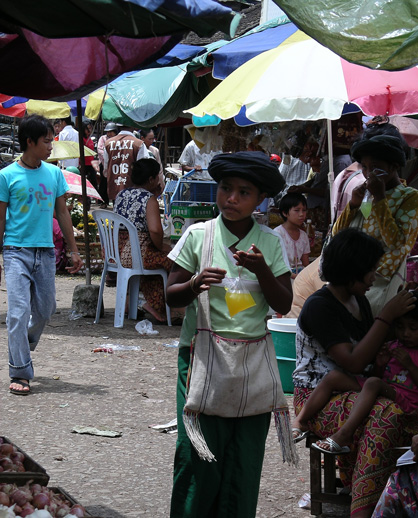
[{"x1": 187, "y1": 30, "x2": 418, "y2": 124}]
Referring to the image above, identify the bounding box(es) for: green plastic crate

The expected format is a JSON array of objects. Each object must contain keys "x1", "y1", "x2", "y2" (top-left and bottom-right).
[{"x1": 170, "y1": 205, "x2": 214, "y2": 240}]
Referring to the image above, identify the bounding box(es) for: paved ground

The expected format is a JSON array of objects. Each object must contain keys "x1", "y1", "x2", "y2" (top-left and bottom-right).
[{"x1": 0, "y1": 272, "x2": 350, "y2": 518}]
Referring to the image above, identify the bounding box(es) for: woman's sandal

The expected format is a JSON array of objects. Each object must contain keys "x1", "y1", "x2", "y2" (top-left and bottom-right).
[
  {"x1": 292, "y1": 428, "x2": 310, "y2": 444},
  {"x1": 9, "y1": 379, "x2": 31, "y2": 396},
  {"x1": 311, "y1": 437, "x2": 350, "y2": 455}
]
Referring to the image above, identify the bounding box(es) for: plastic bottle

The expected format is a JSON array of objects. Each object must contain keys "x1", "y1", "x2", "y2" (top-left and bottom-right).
[{"x1": 306, "y1": 219, "x2": 315, "y2": 248}]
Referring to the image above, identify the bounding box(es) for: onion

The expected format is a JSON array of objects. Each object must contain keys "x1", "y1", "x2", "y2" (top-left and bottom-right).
[
  {"x1": 0, "y1": 444, "x2": 14, "y2": 456},
  {"x1": 0, "y1": 483, "x2": 14, "y2": 495},
  {"x1": 10, "y1": 488, "x2": 29, "y2": 506},
  {"x1": 32, "y1": 492, "x2": 51, "y2": 510},
  {"x1": 11, "y1": 451, "x2": 25, "y2": 464},
  {"x1": 0, "y1": 491, "x2": 10, "y2": 506},
  {"x1": 69, "y1": 504, "x2": 85, "y2": 517},
  {"x1": 50, "y1": 492, "x2": 64, "y2": 507},
  {"x1": 10, "y1": 481, "x2": 33, "y2": 506},
  {"x1": 31, "y1": 484, "x2": 42, "y2": 495},
  {"x1": 56, "y1": 503, "x2": 70, "y2": 517},
  {"x1": 47, "y1": 501, "x2": 58, "y2": 515},
  {"x1": 20, "y1": 502, "x2": 35, "y2": 516},
  {"x1": 0, "y1": 458, "x2": 13, "y2": 470}
]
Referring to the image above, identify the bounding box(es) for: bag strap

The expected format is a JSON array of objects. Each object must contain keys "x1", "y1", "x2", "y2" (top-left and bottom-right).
[
  {"x1": 197, "y1": 219, "x2": 216, "y2": 329},
  {"x1": 349, "y1": 209, "x2": 364, "y2": 230},
  {"x1": 332, "y1": 170, "x2": 362, "y2": 226}
]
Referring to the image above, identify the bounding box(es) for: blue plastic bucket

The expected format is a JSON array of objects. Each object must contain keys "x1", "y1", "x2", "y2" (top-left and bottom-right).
[
  {"x1": 267, "y1": 318, "x2": 297, "y2": 359},
  {"x1": 276, "y1": 356, "x2": 296, "y2": 394},
  {"x1": 268, "y1": 318, "x2": 297, "y2": 394}
]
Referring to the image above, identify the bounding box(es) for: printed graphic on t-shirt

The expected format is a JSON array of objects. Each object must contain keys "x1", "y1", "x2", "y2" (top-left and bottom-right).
[{"x1": 17, "y1": 182, "x2": 53, "y2": 213}]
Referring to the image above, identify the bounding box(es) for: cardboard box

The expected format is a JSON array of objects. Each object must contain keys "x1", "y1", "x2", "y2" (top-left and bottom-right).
[{"x1": 170, "y1": 205, "x2": 214, "y2": 240}]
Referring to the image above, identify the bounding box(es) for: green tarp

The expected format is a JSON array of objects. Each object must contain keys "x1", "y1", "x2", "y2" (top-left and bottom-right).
[
  {"x1": 274, "y1": 0, "x2": 418, "y2": 70},
  {"x1": 102, "y1": 65, "x2": 212, "y2": 127}
]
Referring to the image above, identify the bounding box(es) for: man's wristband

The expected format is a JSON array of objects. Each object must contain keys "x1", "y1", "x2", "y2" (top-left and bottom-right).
[{"x1": 70, "y1": 251, "x2": 80, "y2": 256}]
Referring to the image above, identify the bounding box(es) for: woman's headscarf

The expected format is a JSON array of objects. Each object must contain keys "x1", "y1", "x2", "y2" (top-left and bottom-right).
[
  {"x1": 208, "y1": 151, "x2": 285, "y2": 197},
  {"x1": 351, "y1": 134, "x2": 407, "y2": 167}
]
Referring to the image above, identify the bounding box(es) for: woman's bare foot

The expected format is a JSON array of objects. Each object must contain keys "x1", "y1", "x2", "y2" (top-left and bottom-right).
[
  {"x1": 316, "y1": 429, "x2": 352, "y2": 452},
  {"x1": 292, "y1": 416, "x2": 309, "y2": 440},
  {"x1": 142, "y1": 302, "x2": 166, "y2": 322},
  {"x1": 9, "y1": 379, "x2": 30, "y2": 395}
]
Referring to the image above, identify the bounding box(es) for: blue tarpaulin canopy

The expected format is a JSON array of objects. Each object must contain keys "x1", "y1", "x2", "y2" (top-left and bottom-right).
[{"x1": 211, "y1": 17, "x2": 297, "y2": 79}]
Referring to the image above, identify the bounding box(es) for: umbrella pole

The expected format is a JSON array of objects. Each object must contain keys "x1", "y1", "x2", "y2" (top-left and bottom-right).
[
  {"x1": 12, "y1": 118, "x2": 16, "y2": 159},
  {"x1": 327, "y1": 120, "x2": 335, "y2": 222},
  {"x1": 76, "y1": 99, "x2": 91, "y2": 285},
  {"x1": 164, "y1": 127, "x2": 168, "y2": 169}
]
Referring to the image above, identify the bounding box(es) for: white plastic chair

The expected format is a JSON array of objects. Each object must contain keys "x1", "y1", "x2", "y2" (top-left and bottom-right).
[{"x1": 92, "y1": 209, "x2": 171, "y2": 328}]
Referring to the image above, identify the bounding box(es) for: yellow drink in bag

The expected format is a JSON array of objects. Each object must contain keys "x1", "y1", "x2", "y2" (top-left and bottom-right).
[{"x1": 225, "y1": 289, "x2": 256, "y2": 317}]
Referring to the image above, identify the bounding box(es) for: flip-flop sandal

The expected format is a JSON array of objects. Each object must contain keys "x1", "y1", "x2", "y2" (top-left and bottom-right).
[
  {"x1": 311, "y1": 437, "x2": 350, "y2": 455},
  {"x1": 9, "y1": 379, "x2": 31, "y2": 396},
  {"x1": 292, "y1": 428, "x2": 310, "y2": 444}
]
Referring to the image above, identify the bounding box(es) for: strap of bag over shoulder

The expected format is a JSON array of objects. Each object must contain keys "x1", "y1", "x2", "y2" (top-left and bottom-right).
[
  {"x1": 201, "y1": 219, "x2": 215, "y2": 271},
  {"x1": 184, "y1": 217, "x2": 298, "y2": 466},
  {"x1": 349, "y1": 210, "x2": 364, "y2": 230},
  {"x1": 197, "y1": 219, "x2": 216, "y2": 330}
]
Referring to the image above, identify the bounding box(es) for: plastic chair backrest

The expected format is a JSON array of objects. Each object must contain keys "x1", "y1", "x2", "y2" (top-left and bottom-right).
[{"x1": 92, "y1": 210, "x2": 145, "y2": 272}]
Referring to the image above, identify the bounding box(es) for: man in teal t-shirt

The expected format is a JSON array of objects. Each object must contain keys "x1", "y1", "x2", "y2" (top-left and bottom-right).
[{"x1": 0, "y1": 115, "x2": 83, "y2": 395}]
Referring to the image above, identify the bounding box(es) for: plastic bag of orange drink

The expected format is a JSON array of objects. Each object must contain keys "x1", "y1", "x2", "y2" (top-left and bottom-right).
[{"x1": 224, "y1": 276, "x2": 256, "y2": 317}]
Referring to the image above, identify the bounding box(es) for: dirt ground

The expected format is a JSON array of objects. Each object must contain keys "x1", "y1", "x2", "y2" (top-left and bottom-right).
[{"x1": 0, "y1": 272, "x2": 350, "y2": 518}]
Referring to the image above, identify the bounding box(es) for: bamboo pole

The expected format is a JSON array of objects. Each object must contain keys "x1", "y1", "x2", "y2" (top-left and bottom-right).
[{"x1": 76, "y1": 99, "x2": 91, "y2": 285}]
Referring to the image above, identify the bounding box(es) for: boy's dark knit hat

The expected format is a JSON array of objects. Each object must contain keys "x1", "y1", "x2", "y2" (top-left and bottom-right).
[
  {"x1": 351, "y1": 134, "x2": 406, "y2": 166},
  {"x1": 208, "y1": 151, "x2": 285, "y2": 197}
]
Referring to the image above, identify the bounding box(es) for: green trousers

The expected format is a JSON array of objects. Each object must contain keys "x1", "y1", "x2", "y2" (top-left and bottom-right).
[{"x1": 170, "y1": 347, "x2": 271, "y2": 518}]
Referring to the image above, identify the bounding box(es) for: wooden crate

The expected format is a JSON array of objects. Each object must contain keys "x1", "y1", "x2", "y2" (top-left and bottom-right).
[
  {"x1": 68, "y1": 239, "x2": 104, "y2": 274},
  {"x1": 50, "y1": 487, "x2": 95, "y2": 516},
  {"x1": 0, "y1": 436, "x2": 49, "y2": 485}
]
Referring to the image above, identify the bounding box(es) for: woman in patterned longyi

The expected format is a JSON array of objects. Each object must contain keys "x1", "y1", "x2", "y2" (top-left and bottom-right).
[
  {"x1": 114, "y1": 158, "x2": 172, "y2": 322},
  {"x1": 293, "y1": 228, "x2": 418, "y2": 518},
  {"x1": 333, "y1": 123, "x2": 418, "y2": 316}
]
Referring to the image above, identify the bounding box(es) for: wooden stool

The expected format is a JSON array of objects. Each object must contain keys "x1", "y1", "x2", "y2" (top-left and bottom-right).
[
  {"x1": 307, "y1": 434, "x2": 351, "y2": 515},
  {"x1": 167, "y1": 146, "x2": 181, "y2": 166}
]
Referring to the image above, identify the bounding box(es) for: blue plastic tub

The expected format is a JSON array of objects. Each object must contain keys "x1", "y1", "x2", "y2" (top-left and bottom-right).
[
  {"x1": 276, "y1": 356, "x2": 296, "y2": 394},
  {"x1": 268, "y1": 318, "x2": 297, "y2": 394},
  {"x1": 267, "y1": 318, "x2": 297, "y2": 359}
]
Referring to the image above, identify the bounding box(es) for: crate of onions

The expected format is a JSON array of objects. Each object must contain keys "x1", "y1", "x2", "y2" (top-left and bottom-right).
[
  {"x1": 0, "y1": 482, "x2": 92, "y2": 517},
  {"x1": 0, "y1": 437, "x2": 49, "y2": 486}
]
